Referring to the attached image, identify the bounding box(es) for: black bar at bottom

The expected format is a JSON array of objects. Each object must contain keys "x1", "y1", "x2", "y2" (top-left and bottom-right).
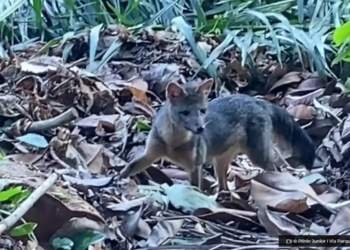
[{"x1": 279, "y1": 235, "x2": 350, "y2": 247}]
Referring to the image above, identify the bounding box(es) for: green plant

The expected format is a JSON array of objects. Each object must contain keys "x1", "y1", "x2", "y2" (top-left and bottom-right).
[
  {"x1": 0, "y1": 186, "x2": 36, "y2": 238},
  {"x1": 332, "y1": 21, "x2": 350, "y2": 64}
]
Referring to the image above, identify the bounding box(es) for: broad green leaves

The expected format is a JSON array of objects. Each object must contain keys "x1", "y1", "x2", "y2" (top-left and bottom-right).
[
  {"x1": 51, "y1": 230, "x2": 105, "y2": 250},
  {"x1": 0, "y1": 186, "x2": 24, "y2": 202},
  {"x1": 10, "y1": 223, "x2": 37, "y2": 237},
  {"x1": 332, "y1": 21, "x2": 350, "y2": 64},
  {"x1": 0, "y1": 186, "x2": 35, "y2": 238}
]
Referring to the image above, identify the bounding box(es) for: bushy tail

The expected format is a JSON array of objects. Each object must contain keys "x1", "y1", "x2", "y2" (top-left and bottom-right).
[{"x1": 267, "y1": 104, "x2": 315, "y2": 169}]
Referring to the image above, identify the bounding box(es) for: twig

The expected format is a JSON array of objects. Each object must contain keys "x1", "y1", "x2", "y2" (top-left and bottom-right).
[
  {"x1": 27, "y1": 108, "x2": 78, "y2": 132},
  {"x1": 0, "y1": 172, "x2": 59, "y2": 235}
]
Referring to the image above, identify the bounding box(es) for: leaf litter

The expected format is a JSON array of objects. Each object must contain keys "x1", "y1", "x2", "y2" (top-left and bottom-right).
[{"x1": 0, "y1": 24, "x2": 349, "y2": 249}]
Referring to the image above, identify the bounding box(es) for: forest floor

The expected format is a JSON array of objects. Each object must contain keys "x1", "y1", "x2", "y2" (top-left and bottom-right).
[{"x1": 0, "y1": 25, "x2": 350, "y2": 250}]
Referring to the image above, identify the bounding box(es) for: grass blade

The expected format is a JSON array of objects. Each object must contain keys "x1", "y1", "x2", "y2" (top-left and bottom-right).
[
  {"x1": 245, "y1": 9, "x2": 282, "y2": 64},
  {"x1": 190, "y1": 0, "x2": 207, "y2": 28},
  {"x1": 87, "y1": 23, "x2": 103, "y2": 72},
  {"x1": 94, "y1": 39, "x2": 122, "y2": 72},
  {"x1": 0, "y1": 0, "x2": 26, "y2": 22},
  {"x1": 297, "y1": 0, "x2": 304, "y2": 23},
  {"x1": 172, "y1": 16, "x2": 217, "y2": 78}
]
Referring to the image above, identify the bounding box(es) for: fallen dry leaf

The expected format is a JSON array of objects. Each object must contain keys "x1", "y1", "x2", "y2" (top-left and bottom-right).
[
  {"x1": 328, "y1": 206, "x2": 350, "y2": 235},
  {"x1": 146, "y1": 219, "x2": 184, "y2": 247},
  {"x1": 257, "y1": 208, "x2": 299, "y2": 235}
]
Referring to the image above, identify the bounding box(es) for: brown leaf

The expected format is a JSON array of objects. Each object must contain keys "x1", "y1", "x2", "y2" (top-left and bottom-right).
[
  {"x1": 146, "y1": 166, "x2": 173, "y2": 186},
  {"x1": 146, "y1": 219, "x2": 184, "y2": 247},
  {"x1": 62, "y1": 175, "x2": 113, "y2": 187},
  {"x1": 268, "y1": 71, "x2": 302, "y2": 93},
  {"x1": 307, "y1": 118, "x2": 334, "y2": 138},
  {"x1": 77, "y1": 141, "x2": 104, "y2": 174},
  {"x1": 251, "y1": 179, "x2": 309, "y2": 213},
  {"x1": 297, "y1": 77, "x2": 325, "y2": 91},
  {"x1": 284, "y1": 88, "x2": 324, "y2": 106},
  {"x1": 135, "y1": 218, "x2": 152, "y2": 240},
  {"x1": 120, "y1": 205, "x2": 143, "y2": 240},
  {"x1": 287, "y1": 104, "x2": 317, "y2": 120},
  {"x1": 266, "y1": 65, "x2": 288, "y2": 88},
  {"x1": 195, "y1": 208, "x2": 257, "y2": 224},
  {"x1": 141, "y1": 63, "x2": 181, "y2": 95},
  {"x1": 20, "y1": 56, "x2": 62, "y2": 74},
  {"x1": 126, "y1": 78, "x2": 149, "y2": 105},
  {"x1": 329, "y1": 207, "x2": 350, "y2": 235},
  {"x1": 257, "y1": 208, "x2": 299, "y2": 236},
  {"x1": 254, "y1": 171, "x2": 346, "y2": 210},
  {"x1": 76, "y1": 114, "x2": 120, "y2": 129},
  {"x1": 107, "y1": 197, "x2": 148, "y2": 212}
]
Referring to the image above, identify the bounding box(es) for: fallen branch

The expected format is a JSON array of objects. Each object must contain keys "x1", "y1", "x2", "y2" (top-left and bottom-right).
[
  {"x1": 28, "y1": 107, "x2": 79, "y2": 132},
  {"x1": 0, "y1": 172, "x2": 59, "y2": 235}
]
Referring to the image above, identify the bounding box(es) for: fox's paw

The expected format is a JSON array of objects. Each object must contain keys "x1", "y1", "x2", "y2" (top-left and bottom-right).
[{"x1": 216, "y1": 190, "x2": 232, "y2": 202}]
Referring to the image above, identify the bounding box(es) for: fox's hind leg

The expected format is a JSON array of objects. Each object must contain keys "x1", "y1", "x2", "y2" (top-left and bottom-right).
[
  {"x1": 213, "y1": 147, "x2": 241, "y2": 191},
  {"x1": 246, "y1": 116, "x2": 274, "y2": 170},
  {"x1": 213, "y1": 157, "x2": 229, "y2": 191}
]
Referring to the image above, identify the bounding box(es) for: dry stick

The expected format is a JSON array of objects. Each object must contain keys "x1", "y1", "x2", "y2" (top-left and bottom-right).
[
  {"x1": 27, "y1": 107, "x2": 79, "y2": 132},
  {"x1": 0, "y1": 172, "x2": 59, "y2": 235}
]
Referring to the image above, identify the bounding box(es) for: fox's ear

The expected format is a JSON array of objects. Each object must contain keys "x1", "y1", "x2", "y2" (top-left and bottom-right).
[
  {"x1": 197, "y1": 78, "x2": 213, "y2": 97},
  {"x1": 166, "y1": 82, "x2": 186, "y2": 102}
]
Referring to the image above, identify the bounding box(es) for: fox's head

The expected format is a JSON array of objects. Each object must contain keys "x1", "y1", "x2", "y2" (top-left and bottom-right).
[{"x1": 165, "y1": 79, "x2": 213, "y2": 134}]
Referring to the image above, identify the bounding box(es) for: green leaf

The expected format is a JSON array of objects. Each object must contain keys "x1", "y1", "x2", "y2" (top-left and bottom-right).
[
  {"x1": 9, "y1": 223, "x2": 37, "y2": 237},
  {"x1": 0, "y1": 0, "x2": 26, "y2": 22},
  {"x1": 245, "y1": 9, "x2": 282, "y2": 64},
  {"x1": 202, "y1": 32, "x2": 234, "y2": 69},
  {"x1": 0, "y1": 150, "x2": 5, "y2": 161},
  {"x1": 93, "y1": 38, "x2": 122, "y2": 72},
  {"x1": 10, "y1": 189, "x2": 30, "y2": 206},
  {"x1": 71, "y1": 230, "x2": 105, "y2": 250},
  {"x1": 51, "y1": 230, "x2": 105, "y2": 250},
  {"x1": 172, "y1": 16, "x2": 217, "y2": 78},
  {"x1": 52, "y1": 237, "x2": 74, "y2": 250},
  {"x1": 64, "y1": 0, "x2": 76, "y2": 11},
  {"x1": 268, "y1": 13, "x2": 303, "y2": 68},
  {"x1": 345, "y1": 78, "x2": 350, "y2": 93},
  {"x1": 333, "y1": 21, "x2": 350, "y2": 47},
  {"x1": 232, "y1": 30, "x2": 254, "y2": 66},
  {"x1": 136, "y1": 119, "x2": 151, "y2": 132},
  {"x1": 0, "y1": 186, "x2": 23, "y2": 202},
  {"x1": 190, "y1": 0, "x2": 207, "y2": 28},
  {"x1": 141, "y1": 1, "x2": 177, "y2": 28},
  {"x1": 164, "y1": 184, "x2": 220, "y2": 213},
  {"x1": 87, "y1": 24, "x2": 103, "y2": 72},
  {"x1": 32, "y1": 0, "x2": 43, "y2": 30},
  {"x1": 297, "y1": 0, "x2": 304, "y2": 23},
  {"x1": 254, "y1": 0, "x2": 294, "y2": 13},
  {"x1": 16, "y1": 133, "x2": 48, "y2": 149},
  {"x1": 332, "y1": 39, "x2": 350, "y2": 65}
]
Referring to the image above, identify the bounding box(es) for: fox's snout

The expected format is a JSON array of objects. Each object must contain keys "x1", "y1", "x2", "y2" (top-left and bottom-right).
[
  {"x1": 196, "y1": 126, "x2": 204, "y2": 134},
  {"x1": 184, "y1": 121, "x2": 205, "y2": 134}
]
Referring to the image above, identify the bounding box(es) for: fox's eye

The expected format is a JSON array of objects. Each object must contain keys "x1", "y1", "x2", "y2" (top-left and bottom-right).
[
  {"x1": 200, "y1": 109, "x2": 206, "y2": 114},
  {"x1": 180, "y1": 110, "x2": 190, "y2": 116}
]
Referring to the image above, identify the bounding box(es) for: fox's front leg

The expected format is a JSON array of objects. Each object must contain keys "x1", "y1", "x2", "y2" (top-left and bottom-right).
[
  {"x1": 119, "y1": 132, "x2": 164, "y2": 178},
  {"x1": 189, "y1": 165, "x2": 203, "y2": 191}
]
